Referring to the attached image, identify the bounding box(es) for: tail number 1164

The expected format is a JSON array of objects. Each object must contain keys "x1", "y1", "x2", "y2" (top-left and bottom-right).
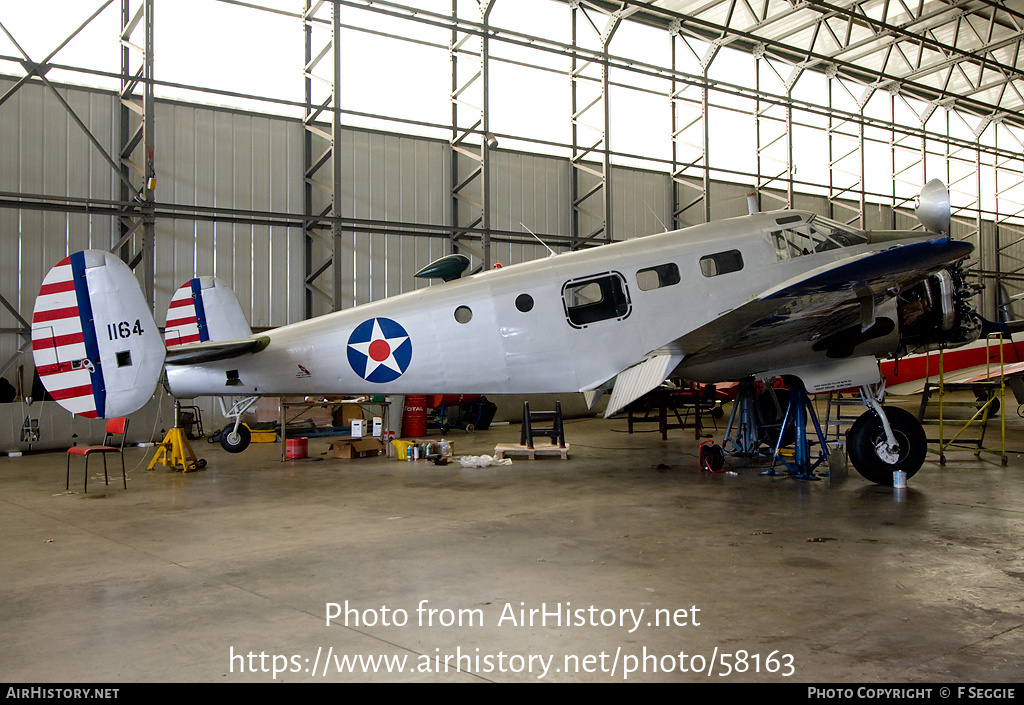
[{"x1": 106, "y1": 320, "x2": 145, "y2": 340}]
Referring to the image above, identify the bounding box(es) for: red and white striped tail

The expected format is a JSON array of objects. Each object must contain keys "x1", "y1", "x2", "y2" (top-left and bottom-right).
[
  {"x1": 165, "y1": 276, "x2": 250, "y2": 347},
  {"x1": 31, "y1": 250, "x2": 165, "y2": 419}
]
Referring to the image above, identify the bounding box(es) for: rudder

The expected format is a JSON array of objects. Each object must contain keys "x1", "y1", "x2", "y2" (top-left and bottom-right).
[
  {"x1": 31, "y1": 250, "x2": 165, "y2": 418},
  {"x1": 165, "y1": 276, "x2": 250, "y2": 346}
]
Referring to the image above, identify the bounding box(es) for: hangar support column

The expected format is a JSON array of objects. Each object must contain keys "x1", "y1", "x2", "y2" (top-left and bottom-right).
[
  {"x1": 669, "y1": 20, "x2": 711, "y2": 228},
  {"x1": 569, "y1": 2, "x2": 632, "y2": 248},
  {"x1": 753, "y1": 43, "x2": 795, "y2": 212},
  {"x1": 993, "y1": 124, "x2": 1024, "y2": 318},
  {"x1": 119, "y1": 0, "x2": 156, "y2": 311},
  {"x1": 826, "y1": 65, "x2": 866, "y2": 228},
  {"x1": 450, "y1": 0, "x2": 496, "y2": 269},
  {"x1": 302, "y1": 0, "x2": 345, "y2": 317},
  {"x1": 0, "y1": 1, "x2": 146, "y2": 375}
]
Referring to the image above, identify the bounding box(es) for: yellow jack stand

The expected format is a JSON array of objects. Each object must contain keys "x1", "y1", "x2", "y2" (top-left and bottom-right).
[
  {"x1": 148, "y1": 403, "x2": 207, "y2": 473},
  {"x1": 148, "y1": 427, "x2": 206, "y2": 472}
]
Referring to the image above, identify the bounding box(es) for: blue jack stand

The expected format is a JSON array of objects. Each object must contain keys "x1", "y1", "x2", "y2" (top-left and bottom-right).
[{"x1": 765, "y1": 379, "x2": 831, "y2": 480}]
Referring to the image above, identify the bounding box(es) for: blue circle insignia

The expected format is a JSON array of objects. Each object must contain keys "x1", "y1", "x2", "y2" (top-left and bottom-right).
[{"x1": 346, "y1": 317, "x2": 413, "y2": 383}]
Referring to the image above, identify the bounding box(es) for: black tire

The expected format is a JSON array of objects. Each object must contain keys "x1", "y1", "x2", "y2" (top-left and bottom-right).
[
  {"x1": 847, "y1": 406, "x2": 926, "y2": 485},
  {"x1": 975, "y1": 392, "x2": 999, "y2": 418},
  {"x1": 219, "y1": 423, "x2": 251, "y2": 453}
]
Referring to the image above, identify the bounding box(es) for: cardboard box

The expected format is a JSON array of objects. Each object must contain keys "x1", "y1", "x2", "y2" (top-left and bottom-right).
[
  {"x1": 332, "y1": 404, "x2": 364, "y2": 427},
  {"x1": 351, "y1": 419, "x2": 364, "y2": 438},
  {"x1": 329, "y1": 438, "x2": 383, "y2": 459},
  {"x1": 372, "y1": 416, "x2": 383, "y2": 437}
]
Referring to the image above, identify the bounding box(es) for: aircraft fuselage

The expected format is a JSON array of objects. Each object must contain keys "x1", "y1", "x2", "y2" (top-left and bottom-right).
[{"x1": 165, "y1": 210, "x2": 925, "y2": 399}]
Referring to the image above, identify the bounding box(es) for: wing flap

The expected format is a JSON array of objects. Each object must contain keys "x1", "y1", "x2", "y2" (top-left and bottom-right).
[{"x1": 603, "y1": 353, "x2": 685, "y2": 418}]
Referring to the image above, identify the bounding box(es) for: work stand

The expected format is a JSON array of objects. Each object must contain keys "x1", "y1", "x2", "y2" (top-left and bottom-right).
[
  {"x1": 148, "y1": 401, "x2": 207, "y2": 473},
  {"x1": 495, "y1": 401, "x2": 569, "y2": 460},
  {"x1": 766, "y1": 381, "x2": 830, "y2": 480},
  {"x1": 721, "y1": 378, "x2": 830, "y2": 480}
]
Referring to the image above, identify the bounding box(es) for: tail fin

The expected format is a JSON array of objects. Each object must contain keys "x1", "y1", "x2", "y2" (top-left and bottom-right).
[
  {"x1": 165, "y1": 276, "x2": 250, "y2": 346},
  {"x1": 31, "y1": 250, "x2": 165, "y2": 418}
]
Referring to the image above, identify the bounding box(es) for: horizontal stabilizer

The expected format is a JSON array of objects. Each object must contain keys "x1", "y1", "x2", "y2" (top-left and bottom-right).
[
  {"x1": 32, "y1": 250, "x2": 165, "y2": 418},
  {"x1": 603, "y1": 353, "x2": 685, "y2": 419},
  {"x1": 164, "y1": 336, "x2": 270, "y2": 365}
]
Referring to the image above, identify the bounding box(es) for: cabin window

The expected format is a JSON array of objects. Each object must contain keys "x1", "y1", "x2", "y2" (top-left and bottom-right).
[
  {"x1": 454, "y1": 306, "x2": 473, "y2": 324},
  {"x1": 699, "y1": 250, "x2": 744, "y2": 277},
  {"x1": 562, "y1": 272, "x2": 631, "y2": 328},
  {"x1": 636, "y1": 263, "x2": 680, "y2": 291}
]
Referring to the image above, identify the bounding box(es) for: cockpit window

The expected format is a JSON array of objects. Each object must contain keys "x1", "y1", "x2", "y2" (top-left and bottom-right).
[
  {"x1": 813, "y1": 216, "x2": 868, "y2": 247},
  {"x1": 771, "y1": 215, "x2": 867, "y2": 260}
]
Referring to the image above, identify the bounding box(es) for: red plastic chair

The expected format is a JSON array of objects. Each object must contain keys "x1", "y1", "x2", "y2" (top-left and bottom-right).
[{"x1": 67, "y1": 417, "x2": 130, "y2": 492}]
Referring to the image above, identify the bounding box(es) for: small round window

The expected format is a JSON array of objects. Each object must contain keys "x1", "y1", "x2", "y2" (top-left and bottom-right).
[
  {"x1": 454, "y1": 305, "x2": 473, "y2": 324},
  {"x1": 515, "y1": 294, "x2": 534, "y2": 312}
]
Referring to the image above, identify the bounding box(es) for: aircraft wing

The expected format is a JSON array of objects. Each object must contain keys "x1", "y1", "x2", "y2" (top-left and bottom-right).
[
  {"x1": 662, "y1": 238, "x2": 973, "y2": 372},
  {"x1": 599, "y1": 238, "x2": 972, "y2": 417}
]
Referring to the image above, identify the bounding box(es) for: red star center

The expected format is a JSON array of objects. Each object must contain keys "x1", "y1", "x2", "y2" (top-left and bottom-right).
[{"x1": 368, "y1": 339, "x2": 392, "y2": 362}]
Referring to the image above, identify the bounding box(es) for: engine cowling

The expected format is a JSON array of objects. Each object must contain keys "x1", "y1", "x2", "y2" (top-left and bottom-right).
[{"x1": 897, "y1": 265, "x2": 982, "y2": 353}]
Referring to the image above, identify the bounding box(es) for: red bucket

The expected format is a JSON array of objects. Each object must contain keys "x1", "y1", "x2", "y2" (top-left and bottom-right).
[
  {"x1": 286, "y1": 436, "x2": 308, "y2": 459},
  {"x1": 402, "y1": 395, "x2": 428, "y2": 438}
]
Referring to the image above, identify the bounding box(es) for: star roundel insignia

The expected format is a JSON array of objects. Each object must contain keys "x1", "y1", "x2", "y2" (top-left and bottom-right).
[{"x1": 346, "y1": 317, "x2": 413, "y2": 383}]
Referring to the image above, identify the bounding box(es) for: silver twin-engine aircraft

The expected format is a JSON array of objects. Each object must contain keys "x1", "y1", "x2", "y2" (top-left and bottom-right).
[{"x1": 31, "y1": 180, "x2": 1006, "y2": 484}]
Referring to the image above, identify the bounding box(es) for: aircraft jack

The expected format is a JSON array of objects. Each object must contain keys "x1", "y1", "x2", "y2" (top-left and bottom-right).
[
  {"x1": 148, "y1": 403, "x2": 207, "y2": 473},
  {"x1": 765, "y1": 380, "x2": 830, "y2": 480},
  {"x1": 722, "y1": 378, "x2": 769, "y2": 456}
]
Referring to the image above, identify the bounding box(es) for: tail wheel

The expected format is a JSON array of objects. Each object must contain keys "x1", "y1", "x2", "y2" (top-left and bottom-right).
[
  {"x1": 219, "y1": 423, "x2": 251, "y2": 453},
  {"x1": 847, "y1": 406, "x2": 926, "y2": 485}
]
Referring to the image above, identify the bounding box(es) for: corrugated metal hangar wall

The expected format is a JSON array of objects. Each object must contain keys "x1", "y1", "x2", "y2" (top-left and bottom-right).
[
  {"x1": 0, "y1": 74, "x2": 1007, "y2": 380},
  {"x1": 0, "y1": 73, "x2": 1002, "y2": 361},
  {"x1": 0, "y1": 74, "x2": 714, "y2": 376},
  {"x1": 2, "y1": 0, "x2": 1023, "y2": 450}
]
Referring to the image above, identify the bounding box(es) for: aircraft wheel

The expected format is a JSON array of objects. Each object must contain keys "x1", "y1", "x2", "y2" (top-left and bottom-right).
[
  {"x1": 975, "y1": 392, "x2": 999, "y2": 417},
  {"x1": 219, "y1": 424, "x2": 251, "y2": 453},
  {"x1": 847, "y1": 406, "x2": 926, "y2": 485}
]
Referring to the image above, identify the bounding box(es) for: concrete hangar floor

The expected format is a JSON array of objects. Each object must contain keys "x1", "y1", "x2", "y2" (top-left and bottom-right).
[{"x1": 2, "y1": 403, "x2": 1023, "y2": 684}]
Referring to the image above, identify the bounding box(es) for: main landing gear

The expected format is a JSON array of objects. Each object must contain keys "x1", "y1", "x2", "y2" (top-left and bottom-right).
[{"x1": 846, "y1": 390, "x2": 927, "y2": 485}]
